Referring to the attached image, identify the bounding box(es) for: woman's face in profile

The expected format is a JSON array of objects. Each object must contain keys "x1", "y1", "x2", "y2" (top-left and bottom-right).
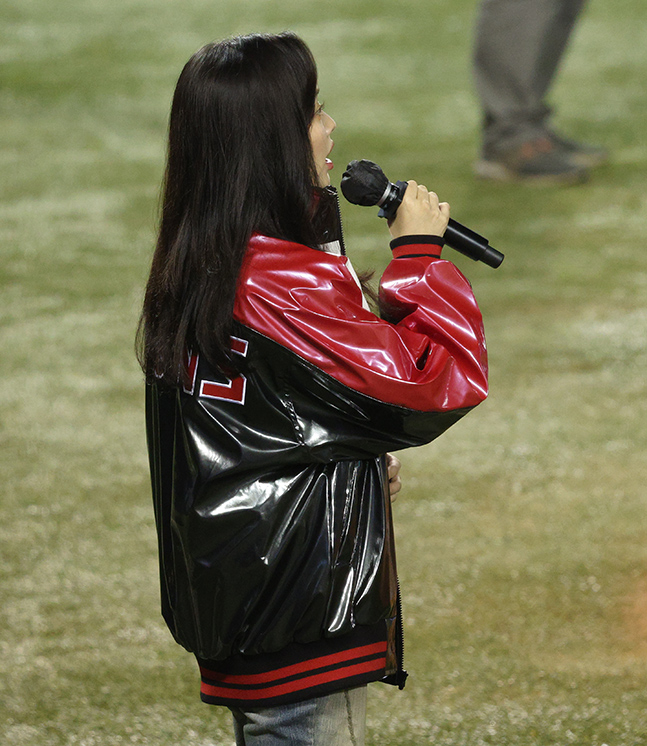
[{"x1": 309, "y1": 99, "x2": 336, "y2": 187}]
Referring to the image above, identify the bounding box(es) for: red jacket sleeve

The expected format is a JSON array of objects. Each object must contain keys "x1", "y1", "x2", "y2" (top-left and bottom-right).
[{"x1": 233, "y1": 235, "x2": 488, "y2": 413}]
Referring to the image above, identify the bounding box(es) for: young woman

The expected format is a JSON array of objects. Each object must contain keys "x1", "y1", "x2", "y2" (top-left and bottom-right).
[{"x1": 138, "y1": 32, "x2": 488, "y2": 746}]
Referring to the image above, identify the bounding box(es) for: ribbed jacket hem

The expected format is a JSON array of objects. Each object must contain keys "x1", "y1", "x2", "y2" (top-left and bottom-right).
[{"x1": 197, "y1": 622, "x2": 390, "y2": 707}]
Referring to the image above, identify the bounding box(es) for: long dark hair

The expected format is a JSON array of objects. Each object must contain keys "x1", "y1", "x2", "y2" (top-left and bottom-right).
[{"x1": 137, "y1": 32, "x2": 332, "y2": 383}]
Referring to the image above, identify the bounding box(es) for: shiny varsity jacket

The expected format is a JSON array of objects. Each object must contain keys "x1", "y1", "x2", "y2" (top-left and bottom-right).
[{"x1": 145, "y1": 219, "x2": 488, "y2": 707}]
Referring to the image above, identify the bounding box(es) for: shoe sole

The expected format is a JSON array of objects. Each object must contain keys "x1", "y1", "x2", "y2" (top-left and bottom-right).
[
  {"x1": 567, "y1": 152, "x2": 609, "y2": 168},
  {"x1": 473, "y1": 159, "x2": 589, "y2": 185}
]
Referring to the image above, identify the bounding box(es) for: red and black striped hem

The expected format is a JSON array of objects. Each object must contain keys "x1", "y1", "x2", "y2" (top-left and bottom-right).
[{"x1": 197, "y1": 623, "x2": 390, "y2": 707}]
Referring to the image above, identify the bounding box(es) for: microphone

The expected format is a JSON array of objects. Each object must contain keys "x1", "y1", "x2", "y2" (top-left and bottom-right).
[{"x1": 340, "y1": 159, "x2": 504, "y2": 269}]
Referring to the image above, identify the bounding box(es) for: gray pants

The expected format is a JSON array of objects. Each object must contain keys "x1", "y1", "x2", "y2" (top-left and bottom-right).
[{"x1": 473, "y1": 0, "x2": 587, "y2": 152}]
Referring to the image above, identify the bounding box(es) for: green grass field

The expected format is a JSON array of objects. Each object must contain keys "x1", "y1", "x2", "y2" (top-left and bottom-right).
[{"x1": 2, "y1": 0, "x2": 647, "y2": 743}]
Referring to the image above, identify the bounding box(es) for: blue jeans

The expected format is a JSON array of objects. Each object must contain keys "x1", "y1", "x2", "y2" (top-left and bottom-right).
[{"x1": 229, "y1": 686, "x2": 367, "y2": 746}]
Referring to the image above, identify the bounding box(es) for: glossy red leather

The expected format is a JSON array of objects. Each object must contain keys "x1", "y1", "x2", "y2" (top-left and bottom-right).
[{"x1": 234, "y1": 234, "x2": 488, "y2": 412}]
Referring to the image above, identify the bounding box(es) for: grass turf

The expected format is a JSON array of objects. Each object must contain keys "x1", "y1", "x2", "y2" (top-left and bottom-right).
[{"x1": 2, "y1": 0, "x2": 647, "y2": 743}]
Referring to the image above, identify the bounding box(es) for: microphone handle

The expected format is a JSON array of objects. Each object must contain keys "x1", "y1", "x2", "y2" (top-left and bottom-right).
[{"x1": 446, "y1": 219, "x2": 504, "y2": 269}]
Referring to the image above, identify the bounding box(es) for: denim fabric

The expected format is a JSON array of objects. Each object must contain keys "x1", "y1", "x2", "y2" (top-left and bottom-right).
[{"x1": 229, "y1": 686, "x2": 367, "y2": 746}]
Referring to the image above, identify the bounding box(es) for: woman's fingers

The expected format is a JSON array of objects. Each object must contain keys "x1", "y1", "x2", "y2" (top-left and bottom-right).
[{"x1": 389, "y1": 180, "x2": 450, "y2": 239}]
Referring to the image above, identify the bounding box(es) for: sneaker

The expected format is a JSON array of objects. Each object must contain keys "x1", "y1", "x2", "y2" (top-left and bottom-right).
[
  {"x1": 547, "y1": 130, "x2": 608, "y2": 168},
  {"x1": 474, "y1": 136, "x2": 588, "y2": 184}
]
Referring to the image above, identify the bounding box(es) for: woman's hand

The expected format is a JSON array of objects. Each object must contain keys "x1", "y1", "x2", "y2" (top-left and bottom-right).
[
  {"x1": 388, "y1": 180, "x2": 450, "y2": 240},
  {"x1": 387, "y1": 453, "x2": 402, "y2": 502}
]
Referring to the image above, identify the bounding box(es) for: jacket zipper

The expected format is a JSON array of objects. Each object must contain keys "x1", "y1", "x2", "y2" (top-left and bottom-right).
[
  {"x1": 326, "y1": 186, "x2": 347, "y2": 255},
  {"x1": 395, "y1": 578, "x2": 408, "y2": 689},
  {"x1": 330, "y1": 188, "x2": 406, "y2": 687}
]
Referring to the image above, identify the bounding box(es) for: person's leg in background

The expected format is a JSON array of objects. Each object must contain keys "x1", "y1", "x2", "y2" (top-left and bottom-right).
[
  {"x1": 531, "y1": 0, "x2": 586, "y2": 117},
  {"x1": 473, "y1": 0, "x2": 604, "y2": 181}
]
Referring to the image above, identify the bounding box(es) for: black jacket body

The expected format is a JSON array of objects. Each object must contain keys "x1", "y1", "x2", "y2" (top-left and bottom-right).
[{"x1": 145, "y1": 225, "x2": 488, "y2": 685}]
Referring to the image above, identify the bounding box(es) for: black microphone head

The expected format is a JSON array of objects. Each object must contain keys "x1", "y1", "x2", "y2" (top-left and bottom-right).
[{"x1": 340, "y1": 160, "x2": 389, "y2": 207}]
